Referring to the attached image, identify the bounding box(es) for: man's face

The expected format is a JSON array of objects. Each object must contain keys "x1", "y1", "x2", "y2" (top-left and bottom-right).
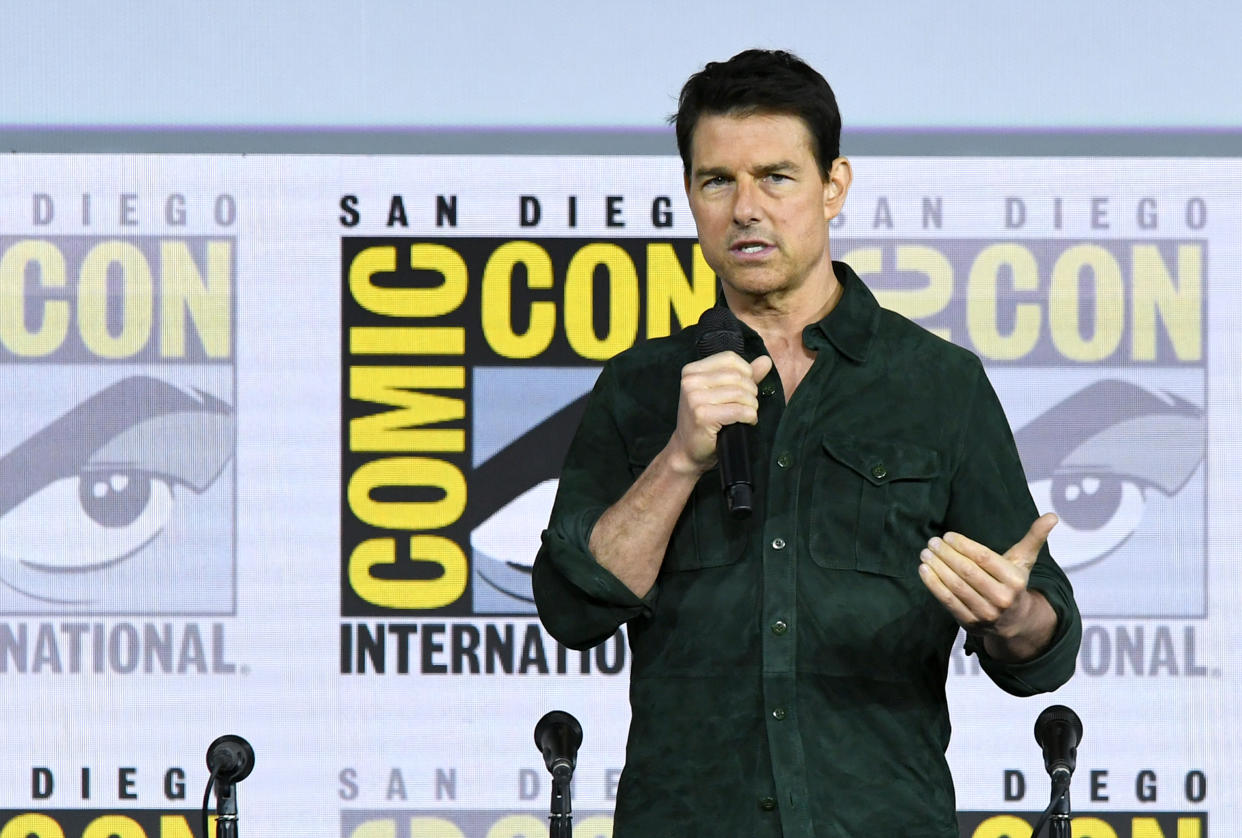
[{"x1": 685, "y1": 111, "x2": 847, "y2": 302}]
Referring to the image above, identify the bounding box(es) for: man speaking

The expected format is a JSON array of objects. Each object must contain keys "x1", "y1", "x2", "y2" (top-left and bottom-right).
[{"x1": 533, "y1": 49, "x2": 1081, "y2": 837}]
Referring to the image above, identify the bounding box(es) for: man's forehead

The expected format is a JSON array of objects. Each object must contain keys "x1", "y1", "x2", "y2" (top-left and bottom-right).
[{"x1": 689, "y1": 111, "x2": 816, "y2": 170}]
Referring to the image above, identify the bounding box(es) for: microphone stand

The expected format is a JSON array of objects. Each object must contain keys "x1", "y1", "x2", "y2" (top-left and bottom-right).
[
  {"x1": 548, "y1": 774, "x2": 572, "y2": 838},
  {"x1": 1048, "y1": 779, "x2": 1071, "y2": 838},
  {"x1": 215, "y1": 778, "x2": 239, "y2": 838}
]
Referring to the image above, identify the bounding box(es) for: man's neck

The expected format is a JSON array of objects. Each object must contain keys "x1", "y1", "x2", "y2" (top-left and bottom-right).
[
  {"x1": 727, "y1": 269, "x2": 844, "y2": 350},
  {"x1": 725, "y1": 267, "x2": 844, "y2": 400}
]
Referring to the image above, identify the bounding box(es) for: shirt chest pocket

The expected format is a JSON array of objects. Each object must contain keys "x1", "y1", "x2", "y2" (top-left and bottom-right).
[
  {"x1": 809, "y1": 434, "x2": 942, "y2": 577},
  {"x1": 626, "y1": 435, "x2": 748, "y2": 573}
]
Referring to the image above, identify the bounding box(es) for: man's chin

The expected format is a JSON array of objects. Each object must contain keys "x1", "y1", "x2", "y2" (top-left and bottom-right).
[{"x1": 720, "y1": 270, "x2": 790, "y2": 298}]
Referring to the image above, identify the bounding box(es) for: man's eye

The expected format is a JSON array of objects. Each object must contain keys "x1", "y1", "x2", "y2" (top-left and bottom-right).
[{"x1": 1028, "y1": 473, "x2": 1147, "y2": 570}]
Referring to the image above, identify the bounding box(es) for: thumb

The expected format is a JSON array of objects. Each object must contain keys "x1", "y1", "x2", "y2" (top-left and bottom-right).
[
  {"x1": 1007, "y1": 512, "x2": 1058, "y2": 569},
  {"x1": 751, "y1": 354, "x2": 775, "y2": 384}
]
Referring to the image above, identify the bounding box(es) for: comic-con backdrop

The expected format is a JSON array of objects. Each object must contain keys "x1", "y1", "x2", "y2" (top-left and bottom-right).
[{"x1": 0, "y1": 155, "x2": 1235, "y2": 837}]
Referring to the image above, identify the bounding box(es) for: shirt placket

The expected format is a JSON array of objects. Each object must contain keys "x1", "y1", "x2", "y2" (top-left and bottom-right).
[{"x1": 758, "y1": 349, "x2": 833, "y2": 838}]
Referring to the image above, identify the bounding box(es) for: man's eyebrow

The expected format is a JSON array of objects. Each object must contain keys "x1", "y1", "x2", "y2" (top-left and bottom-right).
[
  {"x1": 754, "y1": 160, "x2": 800, "y2": 176},
  {"x1": 692, "y1": 160, "x2": 802, "y2": 181}
]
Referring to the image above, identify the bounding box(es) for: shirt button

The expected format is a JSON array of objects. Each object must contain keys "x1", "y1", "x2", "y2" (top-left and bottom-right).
[
  {"x1": 760, "y1": 381, "x2": 777, "y2": 397},
  {"x1": 771, "y1": 537, "x2": 786, "y2": 550},
  {"x1": 871, "y1": 463, "x2": 888, "y2": 480},
  {"x1": 772, "y1": 707, "x2": 787, "y2": 721},
  {"x1": 776, "y1": 452, "x2": 792, "y2": 468},
  {"x1": 771, "y1": 620, "x2": 788, "y2": 635},
  {"x1": 758, "y1": 796, "x2": 777, "y2": 811}
]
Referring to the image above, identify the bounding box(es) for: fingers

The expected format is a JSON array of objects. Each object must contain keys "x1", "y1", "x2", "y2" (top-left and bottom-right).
[
  {"x1": 921, "y1": 514, "x2": 1055, "y2": 632},
  {"x1": 918, "y1": 562, "x2": 978, "y2": 627},
  {"x1": 683, "y1": 350, "x2": 773, "y2": 395},
  {"x1": 683, "y1": 350, "x2": 758, "y2": 382},
  {"x1": 1005, "y1": 512, "x2": 1058, "y2": 570},
  {"x1": 933, "y1": 532, "x2": 1023, "y2": 588},
  {"x1": 682, "y1": 351, "x2": 763, "y2": 423},
  {"x1": 674, "y1": 351, "x2": 767, "y2": 469},
  {"x1": 750, "y1": 354, "x2": 774, "y2": 384},
  {"x1": 920, "y1": 537, "x2": 1016, "y2": 625}
]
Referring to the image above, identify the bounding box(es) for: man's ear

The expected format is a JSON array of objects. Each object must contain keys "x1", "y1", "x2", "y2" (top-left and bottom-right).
[{"x1": 823, "y1": 157, "x2": 853, "y2": 221}]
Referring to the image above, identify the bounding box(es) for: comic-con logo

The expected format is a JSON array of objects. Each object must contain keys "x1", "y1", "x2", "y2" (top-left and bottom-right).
[
  {"x1": 0, "y1": 236, "x2": 236, "y2": 614},
  {"x1": 341, "y1": 235, "x2": 1205, "y2": 621},
  {"x1": 340, "y1": 237, "x2": 713, "y2": 618}
]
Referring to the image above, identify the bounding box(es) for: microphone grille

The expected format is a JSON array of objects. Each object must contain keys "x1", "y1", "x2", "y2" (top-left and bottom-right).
[
  {"x1": 1034, "y1": 704, "x2": 1083, "y2": 743},
  {"x1": 696, "y1": 306, "x2": 744, "y2": 357}
]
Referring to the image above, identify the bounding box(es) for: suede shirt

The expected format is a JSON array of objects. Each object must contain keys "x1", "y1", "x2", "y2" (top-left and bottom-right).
[{"x1": 533, "y1": 262, "x2": 1082, "y2": 838}]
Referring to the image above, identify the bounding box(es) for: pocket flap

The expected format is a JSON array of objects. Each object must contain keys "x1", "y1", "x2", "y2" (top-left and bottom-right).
[{"x1": 821, "y1": 433, "x2": 940, "y2": 486}]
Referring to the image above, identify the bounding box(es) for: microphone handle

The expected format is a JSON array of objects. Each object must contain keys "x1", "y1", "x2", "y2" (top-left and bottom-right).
[{"x1": 717, "y1": 423, "x2": 752, "y2": 517}]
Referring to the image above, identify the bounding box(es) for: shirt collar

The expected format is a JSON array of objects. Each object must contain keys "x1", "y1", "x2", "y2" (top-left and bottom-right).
[
  {"x1": 803, "y1": 261, "x2": 881, "y2": 363},
  {"x1": 709, "y1": 260, "x2": 881, "y2": 363}
]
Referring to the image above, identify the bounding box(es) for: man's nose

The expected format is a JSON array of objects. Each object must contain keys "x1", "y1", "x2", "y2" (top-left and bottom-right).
[{"x1": 732, "y1": 178, "x2": 761, "y2": 225}]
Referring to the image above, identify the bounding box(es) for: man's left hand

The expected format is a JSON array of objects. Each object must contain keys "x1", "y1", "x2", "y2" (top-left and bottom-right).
[{"x1": 918, "y1": 513, "x2": 1060, "y2": 662}]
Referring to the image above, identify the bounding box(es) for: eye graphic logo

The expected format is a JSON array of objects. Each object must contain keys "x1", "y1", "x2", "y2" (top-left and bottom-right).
[
  {"x1": 1014, "y1": 378, "x2": 1206, "y2": 618},
  {"x1": 468, "y1": 369, "x2": 597, "y2": 614},
  {"x1": 0, "y1": 375, "x2": 235, "y2": 614}
]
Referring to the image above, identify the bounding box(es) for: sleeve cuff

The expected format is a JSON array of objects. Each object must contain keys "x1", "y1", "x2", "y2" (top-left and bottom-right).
[
  {"x1": 547, "y1": 505, "x2": 658, "y2": 612},
  {"x1": 965, "y1": 567, "x2": 1082, "y2": 697},
  {"x1": 532, "y1": 507, "x2": 658, "y2": 650}
]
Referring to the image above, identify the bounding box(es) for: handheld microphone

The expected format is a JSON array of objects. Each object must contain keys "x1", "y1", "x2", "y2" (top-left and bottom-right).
[
  {"x1": 534, "y1": 710, "x2": 582, "y2": 782},
  {"x1": 695, "y1": 306, "x2": 754, "y2": 518},
  {"x1": 1034, "y1": 705, "x2": 1082, "y2": 785}
]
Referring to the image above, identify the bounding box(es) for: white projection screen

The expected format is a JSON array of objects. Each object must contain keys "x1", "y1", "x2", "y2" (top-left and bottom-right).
[{"x1": 0, "y1": 149, "x2": 1236, "y2": 838}]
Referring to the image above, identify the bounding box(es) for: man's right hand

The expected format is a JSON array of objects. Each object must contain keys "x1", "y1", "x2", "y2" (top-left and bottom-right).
[{"x1": 668, "y1": 350, "x2": 774, "y2": 475}]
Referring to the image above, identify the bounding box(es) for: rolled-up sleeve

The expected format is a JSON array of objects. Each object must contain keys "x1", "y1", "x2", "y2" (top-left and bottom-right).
[
  {"x1": 533, "y1": 363, "x2": 658, "y2": 650},
  {"x1": 948, "y1": 362, "x2": 1083, "y2": 696}
]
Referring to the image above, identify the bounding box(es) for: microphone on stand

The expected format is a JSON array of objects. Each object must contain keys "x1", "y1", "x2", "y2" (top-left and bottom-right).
[
  {"x1": 534, "y1": 711, "x2": 582, "y2": 838},
  {"x1": 1030, "y1": 706, "x2": 1082, "y2": 838},
  {"x1": 1034, "y1": 704, "x2": 1082, "y2": 786},
  {"x1": 535, "y1": 711, "x2": 582, "y2": 781},
  {"x1": 204, "y1": 735, "x2": 255, "y2": 838}
]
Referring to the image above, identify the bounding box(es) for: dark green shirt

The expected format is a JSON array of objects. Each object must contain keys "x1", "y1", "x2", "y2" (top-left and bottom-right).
[{"x1": 534, "y1": 262, "x2": 1082, "y2": 838}]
